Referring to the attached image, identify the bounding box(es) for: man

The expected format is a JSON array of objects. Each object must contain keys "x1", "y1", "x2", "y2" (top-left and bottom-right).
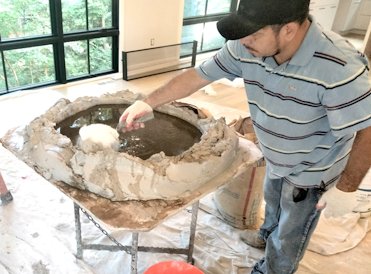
[
  {"x1": 0, "y1": 172, "x2": 13, "y2": 206},
  {"x1": 119, "y1": 0, "x2": 371, "y2": 273}
]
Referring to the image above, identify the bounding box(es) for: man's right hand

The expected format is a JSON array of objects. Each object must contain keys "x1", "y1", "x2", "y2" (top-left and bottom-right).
[{"x1": 117, "y1": 100, "x2": 153, "y2": 132}]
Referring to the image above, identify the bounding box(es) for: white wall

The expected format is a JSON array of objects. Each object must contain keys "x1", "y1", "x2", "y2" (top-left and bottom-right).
[
  {"x1": 362, "y1": 19, "x2": 371, "y2": 57},
  {"x1": 332, "y1": 0, "x2": 371, "y2": 34},
  {"x1": 310, "y1": 0, "x2": 339, "y2": 30},
  {"x1": 119, "y1": 0, "x2": 184, "y2": 52},
  {"x1": 118, "y1": 0, "x2": 185, "y2": 75}
]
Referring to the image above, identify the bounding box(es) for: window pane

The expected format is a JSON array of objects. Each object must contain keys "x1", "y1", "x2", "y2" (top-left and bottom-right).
[
  {"x1": 183, "y1": 0, "x2": 206, "y2": 18},
  {"x1": 88, "y1": 0, "x2": 112, "y2": 29},
  {"x1": 0, "y1": 0, "x2": 118, "y2": 94},
  {"x1": 3, "y1": 45, "x2": 55, "y2": 89},
  {"x1": 206, "y1": 0, "x2": 231, "y2": 15},
  {"x1": 62, "y1": 0, "x2": 87, "y2": 32},
  {"x1": 181, "y1": 24, "x2": 204, "y2": 52},
  {"x1": 202, "y1": 21, "x2": 225, "y2": 51},
  {"x1": 0, "y1": 58, "x2": 6, "y2": 93},
  {"x1": 65, "y1": 41, "x2": 88, "y2": 79},
  {"x1": 0, "y1": 0, "x2": 51, "y2": 40},
  {"x1": 179, "y1": 41, "x2": 196, "y2": 58},
  {"x1": 90, "y1": 37, "x2": 112, "y2": 73}
]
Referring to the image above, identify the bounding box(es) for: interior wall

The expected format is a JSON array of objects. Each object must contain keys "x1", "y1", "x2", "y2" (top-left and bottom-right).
[
  {"x1": 363, "y1": 20, "x2": 371, "y2": 58},
  {"x1": 119, "y1": 0, "x2": 184, "y2": 52},
  {"x1": 118, "y1": 0, "x2": 185, "y2": 75},
  {"x1": 332, "y1": 0, "x2": 371, "y2": 34}
]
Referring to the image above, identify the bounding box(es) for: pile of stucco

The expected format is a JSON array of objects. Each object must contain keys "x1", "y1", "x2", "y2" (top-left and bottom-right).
[{"x1": 1, "y1": 90, "x2": 240, "y2": 201}]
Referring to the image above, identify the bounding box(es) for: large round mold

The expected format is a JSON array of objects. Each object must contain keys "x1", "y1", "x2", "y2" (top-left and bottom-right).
[{"x1": 1, "y1": 90, "x2": 239, "y2": 201}]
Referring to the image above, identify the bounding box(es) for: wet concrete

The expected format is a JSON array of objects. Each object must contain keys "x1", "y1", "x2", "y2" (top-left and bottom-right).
[{"x1": 56, "y1": 104, "x2": 202, "y2": 160}]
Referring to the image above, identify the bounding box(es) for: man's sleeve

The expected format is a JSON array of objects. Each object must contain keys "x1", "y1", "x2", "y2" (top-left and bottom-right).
[
  {"x1": 322, "y1": 66, "x2": 371, "y2": 137},
  {"x1": 195, "y1": 40, "x2": 243, "y2": 82}
]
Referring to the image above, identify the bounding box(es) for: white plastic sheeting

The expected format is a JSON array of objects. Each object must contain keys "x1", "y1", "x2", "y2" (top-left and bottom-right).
[{"x1": 0, "y1": 89, "x2": 370, "y2": 274}]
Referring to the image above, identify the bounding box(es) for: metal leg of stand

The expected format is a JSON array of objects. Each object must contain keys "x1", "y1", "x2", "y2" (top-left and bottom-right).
[
  {"x1": 187, "y1": 200, "x2": 199, "y2": 263},
  {"x1": 74, "y1": 203, "x2": 83, "y2": 259},
  {"x1": 131, "y1": 232, "x2": 139, "y2": 274},
  {"x1": 72, "y1": 200, "x2": 200, "y2": 270}
]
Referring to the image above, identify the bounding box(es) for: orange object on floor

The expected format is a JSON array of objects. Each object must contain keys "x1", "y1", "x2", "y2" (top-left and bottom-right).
[{"x1": 144, "y1": 261, "x2": 204, "y2": 274}]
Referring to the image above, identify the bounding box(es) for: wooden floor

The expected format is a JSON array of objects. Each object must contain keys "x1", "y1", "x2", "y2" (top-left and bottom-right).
[{"x1": 49, "y1": 70, "x2": 249, "y2": 113}]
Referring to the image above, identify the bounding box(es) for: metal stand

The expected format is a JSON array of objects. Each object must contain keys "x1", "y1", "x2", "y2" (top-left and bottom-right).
[{"x1": 73, "y1": 201, "x2": 199, "y2": 274}]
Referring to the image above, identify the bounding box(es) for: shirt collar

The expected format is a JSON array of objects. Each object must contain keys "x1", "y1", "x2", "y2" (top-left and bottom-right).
[{"x1": 288, "y1": 16, "x2": 322, "y2": 67}]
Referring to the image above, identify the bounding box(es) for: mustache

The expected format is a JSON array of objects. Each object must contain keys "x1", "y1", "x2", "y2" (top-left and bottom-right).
[
  {"x1": 243, "y1": 45, "x2": 256, "y2": 52},
  {"x1": 243, "y1": 44, "x2": 281, "y2": 57}
]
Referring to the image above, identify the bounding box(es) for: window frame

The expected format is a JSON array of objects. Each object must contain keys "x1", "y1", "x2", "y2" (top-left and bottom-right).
[
  {"x1": 0, "y1": 0, "x2": 119, "y2": 94},
  {"x1": 182, "y1": 0, "x2": 238, "y2": 53}
]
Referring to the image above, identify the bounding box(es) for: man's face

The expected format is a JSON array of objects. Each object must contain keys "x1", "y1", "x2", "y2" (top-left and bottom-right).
[{"x1": 239, "y1": 26, "x2": 282, "y2": 58}]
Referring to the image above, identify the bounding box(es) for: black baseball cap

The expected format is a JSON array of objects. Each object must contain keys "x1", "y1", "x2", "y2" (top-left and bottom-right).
[{"x1": 217, "y1": 0, "x2": 310, "y2": 40}]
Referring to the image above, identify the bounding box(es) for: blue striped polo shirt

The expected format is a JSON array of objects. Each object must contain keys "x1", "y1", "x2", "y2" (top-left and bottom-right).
[{"x1": 196, "y1": 19, "x2": 371, "y2": 188}]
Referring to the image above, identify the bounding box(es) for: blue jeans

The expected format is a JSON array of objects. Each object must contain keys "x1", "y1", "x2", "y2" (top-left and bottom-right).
[{"x1": 251, "y1": 171, "x2": 324, "y2": 274}]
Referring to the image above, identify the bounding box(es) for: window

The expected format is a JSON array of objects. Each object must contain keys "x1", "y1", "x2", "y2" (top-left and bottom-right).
[
  {"x1": 0, "y1": 0, "x2": 119, "y2": 95},
  {"x1": 3, "y1": 45, "x2": 55, "y2": 90},
  {"x1": 0, "y1": 0, "x2": 52, "y2": 40},
  {"x1": 182, "y1": 0, "x2": 238, "y2": 54}
]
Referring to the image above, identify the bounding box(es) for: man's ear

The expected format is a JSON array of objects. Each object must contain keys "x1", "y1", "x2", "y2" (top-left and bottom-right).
[{"x1": 281, "y1": 22, "x2": 299, "y2": 41}]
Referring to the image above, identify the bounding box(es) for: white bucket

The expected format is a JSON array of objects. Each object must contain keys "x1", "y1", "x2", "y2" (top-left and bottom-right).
[
  {"x1": 213, "y1": 117, "x2": 265, "y2": 229},
  {"x1": 354, "y1": 169, "x2": 371, "y2": 217}
]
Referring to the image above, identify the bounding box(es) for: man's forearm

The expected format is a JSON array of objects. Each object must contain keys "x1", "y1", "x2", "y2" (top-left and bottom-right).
[
  {"x1": 336, "y1": 126, "x2": 371, "y2": 192},
  {"x1": 143, "y1": 68, "x2": 211, "y2": 109}
]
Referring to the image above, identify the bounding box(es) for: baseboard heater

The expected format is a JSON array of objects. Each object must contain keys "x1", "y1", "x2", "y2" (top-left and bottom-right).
[{"x1": 122, "y1": 41, "x2": 197, "y2": 81}]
